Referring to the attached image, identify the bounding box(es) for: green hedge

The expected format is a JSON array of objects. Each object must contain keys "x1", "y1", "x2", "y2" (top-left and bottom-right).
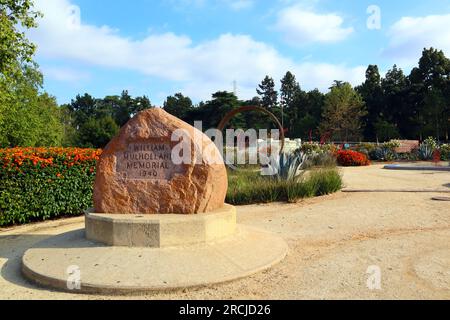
[{"x1": 0, "y1": 148, "x2": 100, "y2": 226}]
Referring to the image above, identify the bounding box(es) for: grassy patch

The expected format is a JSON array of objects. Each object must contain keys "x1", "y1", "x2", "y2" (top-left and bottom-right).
[{"x1": 226, "y1": 168, "x2": 342, "y2": 205}]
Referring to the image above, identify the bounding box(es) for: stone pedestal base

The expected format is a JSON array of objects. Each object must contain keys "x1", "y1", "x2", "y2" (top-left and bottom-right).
[
  {"x1": 85, "y1": 204, "x2": 236, "y2": 248},
  {"x1": 21, "y1": 205, "x2": 288, "y2": 295}
]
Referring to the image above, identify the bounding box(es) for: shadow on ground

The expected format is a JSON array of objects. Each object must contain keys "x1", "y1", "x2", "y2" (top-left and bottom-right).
[{"x1": 0, "y1": 229, "x2": 99, "y2": 291}]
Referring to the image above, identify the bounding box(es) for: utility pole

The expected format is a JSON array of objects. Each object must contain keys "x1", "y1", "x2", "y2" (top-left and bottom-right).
[{"x1": 232, "y1": 80, "x2": 237, "y2": 96}]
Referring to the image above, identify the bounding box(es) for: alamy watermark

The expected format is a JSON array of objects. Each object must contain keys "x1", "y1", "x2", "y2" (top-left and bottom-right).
[
  {"x1": 367, "y1": 5, "x2": 381, "y2": 30},
  {"x1": 366, "y1": 265, "x2": 382, "y2": 290},
  {"x1": 67, "y1": 265, "x2": 81, "y2": 290},
  {"x1": 169, "y1": 122, "x2": 284, "y2": 175}
]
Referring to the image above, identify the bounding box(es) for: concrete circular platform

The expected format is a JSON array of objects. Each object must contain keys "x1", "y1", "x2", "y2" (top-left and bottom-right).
[
  {"x1": 85, "y1": 204, "x2": 237, "y2": 248},
  {"x1": 22, "y1": 226, "x2": 288, "y2": 295}
]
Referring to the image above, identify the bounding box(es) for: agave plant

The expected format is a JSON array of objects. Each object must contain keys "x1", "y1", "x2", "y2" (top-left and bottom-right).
[
  {"x1": 266, "y1": 152, "x2": 307, "y2": 181},
  {"x1": 372, "y1": 147, "x2": 397, "y2": 161},
  {"x1": 417, "y1": 137, "x2": 437, "y2": 160},
  {"x1": 418, "y1": 143, "x2": 435, "y2": 160}
]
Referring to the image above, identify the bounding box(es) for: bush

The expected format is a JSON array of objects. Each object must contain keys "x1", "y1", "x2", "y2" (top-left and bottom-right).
[
  {"x1": 382, "y1": 140, "x2": 401, "y2": 150},
  {"x1": 335, "y1": 150, "x2": 370, "y2": 167},
  {"x1": 226, "y1": 171, "x2": 284, "y2": 205},
  {"x1": 299, "y1": 143, "x2": 336, "y2": 155},
  {"x1": 360, "y1": 140, "x2": 400, "y2": 162},
  {"x1": 226, "y1": 168, "x2": 342, "y2": 205},
  {"x1": 439, "y1": 144, "x2": 450, "y2": 160},
  {"x1": 286, "y1": 169, "x2": 342, "y2": 202},
  {"x1": 355, "y1": 142, "x2": 376, "y2": 155},
  {"x1": 303, "y1": 152, "x2": 337, "y2": 168},
  {"x1": 369, "y1": 147, "x2": 397, "y2": 161},
  {"x1": 0, "y1": 147, "x2": 101, "y2": 226}
]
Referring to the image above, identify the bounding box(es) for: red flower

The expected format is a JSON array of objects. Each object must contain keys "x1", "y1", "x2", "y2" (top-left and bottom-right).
[{"x1": 335, "y1": 150, "x2": 370, "y2": 167}]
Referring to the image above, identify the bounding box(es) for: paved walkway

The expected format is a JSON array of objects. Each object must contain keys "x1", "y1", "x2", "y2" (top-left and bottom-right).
[{"x1": 0, "y1": 164, "x2": 449, "y2": 299}]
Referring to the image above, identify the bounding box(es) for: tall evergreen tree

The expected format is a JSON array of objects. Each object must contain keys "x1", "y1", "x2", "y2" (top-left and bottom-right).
[
  {"x1": 381, "y1": 65, "x2": 408, "y2": 139},
  {"x1": 280, "y1": 71, "x2": 300, "y2": 110},
  {"x1": 256, "y1": 76, "x2": 278, "y2": 109},
  {"x1": 408, "y1": 48, "x2": 450, "y2": 140},
  {"x1": 280, "y1": 71, "x2": 301, "y2": 133},
  {"x1": 356, "y1": 65, "x2": 384, "y2": 141}
]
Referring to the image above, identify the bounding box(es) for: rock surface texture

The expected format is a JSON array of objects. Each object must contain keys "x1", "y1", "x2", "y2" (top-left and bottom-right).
[{"x1": 93, "y1": 108, "x2": 227, "y2": 214}]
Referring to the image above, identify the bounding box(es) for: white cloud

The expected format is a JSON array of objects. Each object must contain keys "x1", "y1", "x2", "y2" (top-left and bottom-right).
[
  {"x1": 274, "y1": 5, "x2": 354, "y2": 45},
  {"x1": 42, "y1": 66, "x2": 90, "y2": 82},
  {"x1": 30, "y1": 0, "x2": 364, "y2": 102},
  {"x1": 384, "y1": 14, "x2": 450, "y2": 66}
]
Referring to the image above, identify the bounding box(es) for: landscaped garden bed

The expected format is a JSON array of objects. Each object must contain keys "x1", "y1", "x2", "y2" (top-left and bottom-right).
[
  {"x1": 226, "y1": 167, "x2": 342, "y2": 205},
  {"x1": 3, "y1": 138, "x2": 446, "y2": 226},
  {"x1": 0, "y1": 146, "x2": 344, "y2": 226}
]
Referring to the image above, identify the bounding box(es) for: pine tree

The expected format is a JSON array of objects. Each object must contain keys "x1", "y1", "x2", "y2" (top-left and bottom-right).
[
  {"x1": 256, "y1": 76, "x2": 278, "y2": 109},
  {"x1": 356, "y1": 65, "x2": 384, "y2": 141},
  {"x1": 280, "y1": 71, "x2": 300, "y2": 110},
  {"x1": 280, "y1": 71, "x2": 301, "y2": 131}
]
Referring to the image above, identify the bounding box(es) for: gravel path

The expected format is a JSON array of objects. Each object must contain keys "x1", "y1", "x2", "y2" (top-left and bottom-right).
[{"x1": 0, "y1": 164, "x2": 449, "y2": 299}]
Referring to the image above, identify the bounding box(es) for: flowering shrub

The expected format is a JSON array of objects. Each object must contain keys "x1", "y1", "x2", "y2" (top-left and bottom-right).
[
  {"x1": 335, "y1": 150, "x2": 370, "y2": 167},
  {"x1": 382, "y1": 140, "x2": 401, "y2": 150},
  {"x1": 0, "y1": 148, "x2": 101, "y2": 226},
  {"x1": 299, "y1": 143, "x2": 337, "y2": 155}
]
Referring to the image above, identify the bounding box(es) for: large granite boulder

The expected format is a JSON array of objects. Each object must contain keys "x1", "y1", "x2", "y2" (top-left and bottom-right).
[{"x1": 93, "y1": 108, "x2": 227, "y2": 214}]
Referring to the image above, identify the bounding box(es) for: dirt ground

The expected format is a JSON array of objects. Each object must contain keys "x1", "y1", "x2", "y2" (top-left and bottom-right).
[{"x1": 0, "y1": 163, "x2": 449, "y2": 300}]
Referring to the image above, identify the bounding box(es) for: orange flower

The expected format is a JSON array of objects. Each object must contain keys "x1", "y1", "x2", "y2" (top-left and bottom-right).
[{"x1": 335, "y1": 150, "x2": 370, "y2": 167}]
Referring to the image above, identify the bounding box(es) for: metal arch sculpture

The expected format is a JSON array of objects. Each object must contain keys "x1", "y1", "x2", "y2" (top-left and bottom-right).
[{"x1": 217, "y1": 106, "x2": 285, "y2": 154}]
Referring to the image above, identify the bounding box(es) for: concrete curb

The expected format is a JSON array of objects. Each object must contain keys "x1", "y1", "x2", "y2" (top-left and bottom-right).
[{"x1": 384, "y1": 164, "x2": 450, "y2": 172}]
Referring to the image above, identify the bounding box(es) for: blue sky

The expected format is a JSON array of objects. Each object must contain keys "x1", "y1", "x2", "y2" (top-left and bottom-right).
[{"x1": 28, "y1": 0, "x2": 450, "y2": 106}]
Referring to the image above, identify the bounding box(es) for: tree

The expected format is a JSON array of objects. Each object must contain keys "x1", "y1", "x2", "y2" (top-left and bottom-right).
[
  {"x1": 280, "y1": 71, "x2": 301, "y2": 130},
  {"x1": 34, "y1": 92, "x2": 64, "y2": 146},
  {"x1": 163, "y1": 93, "x2": 193, "y2": 120},
  {"x1": 256, "y1": 76, "x2": 278, "y2": 109},
  {"x1": 99, "y1": 91, "x2": 152, "y2": 127},
  {"x1": 64, "y1": 91, "x2": 152, "y2": 147},
  {"x1": 408, "y1": 48, "x2": 450, "y2": 140},
  {"x1": 0, "y1": 64, "x2": 63, "y2": 147},
  {"x1": 68, "y1": 93, "x2": 97, "y2": 128},
  {"x1": 59, "y1": 104, "x2": 78, "y2": 147},
  {"x1": 374, "y1": 119, "x2": 400, "y2": 142},
  {"x1": 0, "y1": 1, "x2": 63, "y2": 147},
  {"x1": 320, "y1": 82, "x2": 367, "y2": 142},
  {"x1": 280, "y1": 72, "x2": 299, "y2": 108},
  {"x1": 0, "y1": 0, "x2": 41, "y2": 80},
  {"x1": 76, "y1": 116, "x2": 119, "y2": 148},
  {"x1": 113, "y1": 90, "x2": 151, "y2": 126},
  {"x1": 191, "y1": 91, "x2": 242, "y2": 129},
  {"x1": 291, "y1": 89, "x2": 325, "y2": 140},
  {"x1": 356, "y1": 65, "x2": 384, "y2": 141},
  {"x1": 381, "y1": 65, "x2": 409, "y2": 139}
]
